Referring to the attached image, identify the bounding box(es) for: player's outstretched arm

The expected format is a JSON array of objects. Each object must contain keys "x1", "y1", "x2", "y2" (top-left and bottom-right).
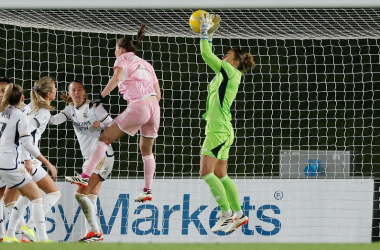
[
  {"x1": 90, "y1": 67, "x2": 123, "y2": 108},
  {"x1": 198, "y1": 12, "x2": 222, "y2": 74}
]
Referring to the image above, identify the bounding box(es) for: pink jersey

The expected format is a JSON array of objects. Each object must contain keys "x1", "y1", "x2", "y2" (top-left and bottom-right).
[{"x1": 114, "y1": 52, "x2": 158, "y2": 102}]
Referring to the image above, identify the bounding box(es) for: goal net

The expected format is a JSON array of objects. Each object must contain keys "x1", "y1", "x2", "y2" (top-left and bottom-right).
[{"x1": 0, "y1": 8, "x2": 378, "y2": 243}]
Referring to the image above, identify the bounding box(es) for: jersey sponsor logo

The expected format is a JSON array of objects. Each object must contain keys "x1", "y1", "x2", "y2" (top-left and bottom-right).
[{"x1": 73, "y1": 121, "x2": 92, "y2": 131}]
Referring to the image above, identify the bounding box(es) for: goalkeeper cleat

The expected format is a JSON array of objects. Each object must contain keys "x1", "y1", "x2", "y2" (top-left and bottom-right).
[
  {"x1": 79, "y1": 231, "x2": 103, "y2": 243},
  {"x1": 3, "y1": 236, "x2": 19, "y2": 243},
  {"x1": 211, "y1": 213, "x2": 236, "y2": 232},
  {"x1": 20, "y1": 225, "x2": 37, "y2": 242},
  {"x1": 65, "y1": 171, "x2": 88, "y2": 188},
  {"x1": 224, "y1": 214, "x2": 249, "y2": 234},
  {"x1": 134, "y1": 189, "x2": 152, "y2": 203}
]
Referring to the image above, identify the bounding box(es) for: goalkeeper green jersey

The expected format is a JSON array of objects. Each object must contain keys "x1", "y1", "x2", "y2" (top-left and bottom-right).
[{"x1": 200, "y1": 39, "x2": 242, "y2": 123}]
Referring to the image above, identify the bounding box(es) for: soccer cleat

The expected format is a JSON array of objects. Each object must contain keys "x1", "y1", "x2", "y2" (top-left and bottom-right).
[
  {"x1": 0, "y1": 238, "x2": 3, "y2": 242},
  {"x1": 79, "y1": 231, "x2": 103, "y2": 243},
  {"x1": 20, "y1": 225, "x2": 37, "y2": 242},
  {"x1": 134, "y1": 189, "x2": 152, "y2": 203},
  {"x1": 224, "y1": 214, "x2": 249, "y2": 234},
  {"x1": 20, "y1": 235, "x2": 32, "y2": 243},
  {"x1": 2, "y1": 236, "x2": 19, "y2": 243},
  {"x1": 211, "y1": 213, "x2": 236, "y2": 232},
  {"x1": 65, "y1": 171, "x2": 88, "y2": 188}
]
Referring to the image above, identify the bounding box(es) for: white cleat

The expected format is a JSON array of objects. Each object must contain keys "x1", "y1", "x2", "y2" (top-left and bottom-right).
[
  {"x1": 65, "y1": 171, "x2": 88, "y2": 187},
  {"x1": 224, "y1": 214, "x2": 249, "y2": 234},
  {"x1": 134, "y1": 190, "x2": 152, "y2": 203},
  {"x1": 211, "y1": 213, "x2": 236, "y2": 232}
]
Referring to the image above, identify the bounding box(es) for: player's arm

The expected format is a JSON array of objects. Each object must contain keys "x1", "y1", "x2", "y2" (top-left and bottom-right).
[
  {"x1": 150, "y1": 66, "x2": 161, "y2": 101},
  {"x1": 101, "y1": 67, "x2": 123, "y2": 98},
  {"x1": 153, "y1": 82, "x2": 161, "y2": 101},
  {"x1": 18, "y1": 116, "x2": 57, "y2": 177},
  {"x1": 90, "y1": 67, "x2": 123, "y2": 108},
  {"x1": 94, "y1": 104, "x2": 113, "y2": 128},
  {"x1": 49, "y1": 109, "x2": 70, "y2": 125},
  {"x1": 199, "y1": 13, "x2": 222, "y2": 74}
]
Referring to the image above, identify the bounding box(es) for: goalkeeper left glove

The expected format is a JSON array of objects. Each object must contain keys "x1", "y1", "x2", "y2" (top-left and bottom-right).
[{"x1": 197, "y1": 12, "x2": 214, "y2": 40}]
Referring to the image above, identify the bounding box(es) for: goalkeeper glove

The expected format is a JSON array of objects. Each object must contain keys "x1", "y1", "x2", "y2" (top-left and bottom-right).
[
  {"x1": 89, "y1": 93, "x2": 104, "y2": 108},
  {"x1": 207, "y1": 14, "x2": 221, "y2": 41},
  {"x1": 197, "y1": 12, "x2": 214, "y2": 40}
]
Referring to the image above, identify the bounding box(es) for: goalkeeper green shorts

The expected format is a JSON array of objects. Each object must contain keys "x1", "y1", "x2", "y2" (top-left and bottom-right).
[{"x1": 201, "y1": 122, "x2": 234, "y2": 160}]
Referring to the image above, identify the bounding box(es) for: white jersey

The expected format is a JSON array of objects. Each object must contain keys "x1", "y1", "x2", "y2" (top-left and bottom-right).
[
  {"x1": 26, "y1": 103, "x2": 50, "y2": 146},
  {"x1": 50, "y1": 100, "x2": 113, "y2": 160},
  {"x1": 0, "y1": 105, "x2": 30, "y2": 153}
]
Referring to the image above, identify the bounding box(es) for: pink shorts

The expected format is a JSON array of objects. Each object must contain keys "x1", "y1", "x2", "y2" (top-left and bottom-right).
[{"x1": 114, "y1": 99, "x2": 160, "y2": 138}]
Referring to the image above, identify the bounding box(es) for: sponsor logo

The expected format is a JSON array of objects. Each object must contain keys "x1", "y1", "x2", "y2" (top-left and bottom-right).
[{"x1": 18, "y1": 194, "x2": 281, "y2": 241}]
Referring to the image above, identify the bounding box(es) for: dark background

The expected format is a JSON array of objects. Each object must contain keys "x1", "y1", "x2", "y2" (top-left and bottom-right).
[{"x1": 0, "y1": 23, "x2": 379, "y2": 179}]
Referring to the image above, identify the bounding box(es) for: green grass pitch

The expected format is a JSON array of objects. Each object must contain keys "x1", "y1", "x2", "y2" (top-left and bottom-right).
[{"x1": 2, "y1": 243, "x2": 380, "y2": 250}]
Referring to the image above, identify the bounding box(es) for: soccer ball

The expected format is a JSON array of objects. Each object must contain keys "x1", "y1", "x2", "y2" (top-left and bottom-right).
[{"x1": 189, "y1": 10, "x2": 207, "y2": 34}]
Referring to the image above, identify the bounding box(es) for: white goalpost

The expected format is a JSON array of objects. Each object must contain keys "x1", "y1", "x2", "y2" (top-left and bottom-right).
[{"x1": 0, "y1": 1, "x2": 379, "y2": 243}]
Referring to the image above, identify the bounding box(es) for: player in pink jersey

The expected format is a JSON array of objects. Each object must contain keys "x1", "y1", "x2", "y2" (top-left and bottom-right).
[{"x1": 68, "y1": 24, "x2": 161, "y2": 203}]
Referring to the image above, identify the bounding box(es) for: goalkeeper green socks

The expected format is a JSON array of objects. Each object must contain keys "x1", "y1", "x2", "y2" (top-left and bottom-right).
[
  {"x1": 202, "y1": 173, "x2": 230, "y2": 212},
  {"x1": 220, "y1": 175, "x2": 242, "y2": 214}
]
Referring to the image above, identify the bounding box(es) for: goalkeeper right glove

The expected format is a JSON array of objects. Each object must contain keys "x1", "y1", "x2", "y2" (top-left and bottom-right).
[
  {"x1": 207, "y1": 14, "x2": 221, "y2": 41},
  {"x1": 89, "y1": 93, "x2": 104, "y2": 108}
]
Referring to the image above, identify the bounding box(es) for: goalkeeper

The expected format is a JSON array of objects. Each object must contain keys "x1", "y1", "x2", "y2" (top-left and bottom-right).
[{"x1": 197, "y1": 13, "x2": 255, "y2": 234}]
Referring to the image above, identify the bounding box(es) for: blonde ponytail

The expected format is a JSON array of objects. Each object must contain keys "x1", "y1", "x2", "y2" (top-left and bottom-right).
[
  {"x1": 0, "y1": 84, "x2": 23, "y2": 112},
  {"x1": 31, "y1": 76, "x2": 55, "y2": 113},
  {"x1": 60, "y1": 91, "x2": 73, "y2": 103}
]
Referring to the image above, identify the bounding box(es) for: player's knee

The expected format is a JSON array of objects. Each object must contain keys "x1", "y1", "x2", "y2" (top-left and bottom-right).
[
  {"x1": 74, "y1": 192, "x2": 86, "y2": 200},
  {"x1": 47, "y1": 191, "x2": 61, "y2": 197},
  {"x1": 31, "y1": 198, "x2": 43, "y2": 204},
  {"x1": 99, "y1": 133, "x2": 111, "y2": 144}
]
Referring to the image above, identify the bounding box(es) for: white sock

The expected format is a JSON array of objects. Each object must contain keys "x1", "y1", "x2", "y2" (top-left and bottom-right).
[
  {"x1": 235, "y1": 210, "x2": 244, "y2": 218},
  {"x1": 0, "y1": 199, "x2": 5, "y2": 238},
  {"x1": 27, "y1": 191, "x2": 61, "y2": 229},
  {"x1": 6, "y1": 197, "x2": 30, "y2": 237},
  {"x1": 75, "y1": 192, "x2": 100, "y2": 233},
  {"x1": 86, "y1": 194, "x2": 98, "y2": 233},
  {"x1": 222, "y1": 209, "x2": 233, "y2": 218},
  {"x1": 31, "y1": 198, "x2": 48, "y2": 241},
  {"x1": 5, "y1": 200, "x2": 26, "y2": 229}
]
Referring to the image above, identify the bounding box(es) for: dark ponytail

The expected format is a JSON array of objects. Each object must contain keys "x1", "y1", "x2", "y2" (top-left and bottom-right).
[
  {"x1": 232, "y1": 48, "x2": 256, "y2": 74},
  {"x1": 117, "y1": 24, "x2": 146, "y2": 54}
]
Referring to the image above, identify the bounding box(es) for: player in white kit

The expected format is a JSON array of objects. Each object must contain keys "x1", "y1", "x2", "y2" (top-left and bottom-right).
[
  {"x1": 0, "y1": 83, "x2": 53, "y2": 242},
  {"x1": 0, "y1": 78, "x2": 30, "y2": 242},
  {"x1": 50, "y1": 80, "x2": 114, "y2": 242},
  {"x1": 66, "y1": 24, "x2": 161, "y2": 204},
  {"x1": 0, "y1": 77, "x2": 11, "y2": 242},
  {"x1": 3, "y1": 76, "x2": 60, "y2": 242}
]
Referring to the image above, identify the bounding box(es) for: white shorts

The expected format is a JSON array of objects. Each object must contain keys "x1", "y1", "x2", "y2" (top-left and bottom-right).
[
  {"x1": 0, "y1": 178, "x2": 5, "y2": 189},
  {"x1": 0, "y1": 152, "x2": 32, "y2": 189},
  {"x1": 83, "y1": 155, "x2": 114, "y2": 181},
  {"x1": 29, "y1": 159, "x2": 47, "y2": 183}
]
